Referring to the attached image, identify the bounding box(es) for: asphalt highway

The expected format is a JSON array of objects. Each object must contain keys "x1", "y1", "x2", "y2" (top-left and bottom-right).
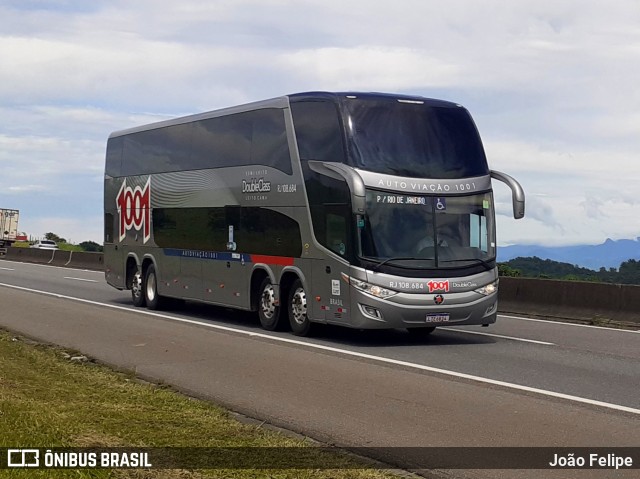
[{"x1": 1, "y1": 259, "x2": 639, "y2": 478}]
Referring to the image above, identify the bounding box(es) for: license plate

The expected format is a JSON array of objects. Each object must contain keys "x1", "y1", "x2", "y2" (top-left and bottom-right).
[{"x1": 426, "y1": 313, "x2": 450, "y2": 323}]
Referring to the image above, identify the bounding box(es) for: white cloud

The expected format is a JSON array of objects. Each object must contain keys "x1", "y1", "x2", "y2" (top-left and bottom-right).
[
  {"x1": 279, "y1": 47, "x2": 460, "y2": 91},
  {"x1": 7, "y1": 185, "x2": 49, "y2": 193},
  {"x1": 0, "y1": 0, "x2": 639, "y2": 246}
]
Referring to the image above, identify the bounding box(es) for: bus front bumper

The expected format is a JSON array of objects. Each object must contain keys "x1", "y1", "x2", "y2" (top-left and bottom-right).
[{"x1": 345, "y1": 288, "x2": 498, "y2": 330}]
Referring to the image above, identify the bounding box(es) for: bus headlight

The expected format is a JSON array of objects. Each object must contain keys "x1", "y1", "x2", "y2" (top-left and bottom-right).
[
  {"x1": 341, "y1": 273, "x2": 398, "y2": 299},
  {"x1": 475, "y1": 280, "x2": 498, "y2": 296}
]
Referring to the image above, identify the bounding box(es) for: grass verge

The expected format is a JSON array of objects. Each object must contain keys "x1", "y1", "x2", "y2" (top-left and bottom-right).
[{"x1": 0, "y1": 331, "x2": 402, "y2": 479}]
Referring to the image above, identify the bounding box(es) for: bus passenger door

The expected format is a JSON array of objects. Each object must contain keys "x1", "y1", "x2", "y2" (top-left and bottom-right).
[
  {"x1": 201, "y1": 206, "x2": 247, "y2": 308},
  {"x1": 323, "y1": 207, "x2": 352, "y2": 324},
  {"x1": 104, "y1": 212, "x2": 125, "y2": 289},
  {"x1": 311, "y1": 259, "x2": 350, "y2": 324},
  {"x1": 310, "y1": 260, "x2": 328, "y2": 321}
]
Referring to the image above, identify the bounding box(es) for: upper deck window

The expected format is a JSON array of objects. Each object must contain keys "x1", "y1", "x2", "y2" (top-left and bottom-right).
[
  {"x1": 117, "y1": 108, "x2": 291, "y2": 177},
  {"x1": 343, "y1": 98, "x2": 489, "y2": 179},
  {"x1": 290, "y1": 100, "x2": 346, "y2": 163}
]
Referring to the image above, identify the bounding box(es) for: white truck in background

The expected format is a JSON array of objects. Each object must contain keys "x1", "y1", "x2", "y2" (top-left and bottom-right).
[{"x1": 0, "y1": 209, "x2": 20, "y2": 247}]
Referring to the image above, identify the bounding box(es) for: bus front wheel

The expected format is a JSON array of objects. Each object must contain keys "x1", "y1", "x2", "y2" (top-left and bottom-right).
[
  {"x1": 288, "y1": 279, "x2": 312, "y2": 336},
  {"x1": 258, "y1": 277, "x2": 284, "y2": 331}
]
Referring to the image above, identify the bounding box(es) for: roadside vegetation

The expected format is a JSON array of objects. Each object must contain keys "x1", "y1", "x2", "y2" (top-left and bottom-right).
[
  {"x1": 0, "y1": 331, "x2": 400, "y2": 479},
  {"x1": 12, "y1": 232, "x2": 103, "y2": 252},
  {"x1": 499, "y1": 257, "x2": 640, "y2": 285}
]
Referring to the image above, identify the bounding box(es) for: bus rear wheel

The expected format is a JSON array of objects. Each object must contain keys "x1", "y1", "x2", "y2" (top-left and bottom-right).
[
  {"x1": 288, "y1": 279, "x2": 312, "y2": 336},
  {"x1": 143, "y1": 264, "x2": 165, "y2": 310},
  {"x1": 131, "y1": 269, "x2": 146, "y2": 307},
  {"x1": 258, "y1": 277, "x2": 284, "y2": 331}
]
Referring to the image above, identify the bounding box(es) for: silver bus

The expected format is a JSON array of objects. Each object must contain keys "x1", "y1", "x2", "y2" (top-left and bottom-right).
[{"x1": 104, "y1": 92, "x2": 524, "y2": 337}]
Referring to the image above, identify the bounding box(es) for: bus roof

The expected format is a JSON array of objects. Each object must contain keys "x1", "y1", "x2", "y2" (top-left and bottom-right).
[
  {"x1": 109, "y1": 92, "x2": 461, "y2": 139},
  {"x1": 289, "y1": 91, "x2": 459, "y2": 108}
]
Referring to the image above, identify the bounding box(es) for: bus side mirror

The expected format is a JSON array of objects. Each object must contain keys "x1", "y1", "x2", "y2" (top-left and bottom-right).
[
  {"x1": 308, "y1": 161, "x2": 367, "y2": 215},
  {"x1": 490, "y1": 170, "x2": 525, "y2": 219}
]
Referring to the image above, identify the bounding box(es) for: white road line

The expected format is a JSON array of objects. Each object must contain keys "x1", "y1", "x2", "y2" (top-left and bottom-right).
[
  {"x1": 0, "y1": 267, "x2": 15, "y2": 271},
  {"x1": 499, "y1": 314, "x2": 640, "y2": 334},
  {"x1": 63, "y1": 277, "x2": 99, "y2": 283},
  {"x1": 1, "y1": 281, "x2": 639, "y2": 417},
  {"x1": 438, "y1": 327, "x2": 555, "y2": 345}
]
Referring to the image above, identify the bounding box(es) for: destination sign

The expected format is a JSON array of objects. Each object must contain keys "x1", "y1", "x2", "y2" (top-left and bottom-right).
[{"x1": 374, "y1": 194, "x2": 429, "y2": 205}]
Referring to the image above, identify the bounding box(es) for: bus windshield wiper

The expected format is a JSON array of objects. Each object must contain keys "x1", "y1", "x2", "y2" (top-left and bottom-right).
[
  {"x1": 439, "y1": 258, "x2": 494, "y2": 270},
  {"x1": 363, "y1": 256, "x2": 423, "y2": 272}
]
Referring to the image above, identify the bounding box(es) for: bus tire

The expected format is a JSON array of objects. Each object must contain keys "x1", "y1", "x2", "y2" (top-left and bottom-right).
[
  {"x1": 143, "y1": 264, "x2": 165, "y2": 310},
  {"x1": 288, "y1": 278, "x2": 312, "y2": 336},
  {"x1": 258, "y1": 277, "x2": 284, "y2": 331},
  {"x1": 131, "y1": 269, "x2": 146, "y2": 307}
]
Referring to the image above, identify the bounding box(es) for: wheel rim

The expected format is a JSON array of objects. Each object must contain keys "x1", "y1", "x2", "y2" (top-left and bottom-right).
[
  {"x1": 146, "y1": 271, "x2": 156, "y2": 302},
  {"x1": 260, "y1": 283, "x2": 277, "y2": 319},
  {"x1": 132, "y1": 271, "x2": 143, "y2": 299},
  {"x1": 291, "y1": 287, "x2": 307, "y2": 325}
]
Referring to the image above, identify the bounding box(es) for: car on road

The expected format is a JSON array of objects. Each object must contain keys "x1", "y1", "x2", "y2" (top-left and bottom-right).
[{"x1": 30, "y1": 240, "x2": 59, "y2": 250}]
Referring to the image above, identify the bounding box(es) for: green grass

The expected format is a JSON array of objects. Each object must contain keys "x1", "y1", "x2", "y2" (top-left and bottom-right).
[
  {"x1": 10, "y1": 241, "x2": 82, "y2": 251},
  {"x1": 0, "y1": 332, "x2": 401, "y2": 479},
  {"x1": 57, "y1": 242, "x2": 84, "y2": 252}
]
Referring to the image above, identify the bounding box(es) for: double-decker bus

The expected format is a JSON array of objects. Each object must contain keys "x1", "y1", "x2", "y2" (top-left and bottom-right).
[{"x1": 104, "y1": 92, "x2": 524, "y2": 337}]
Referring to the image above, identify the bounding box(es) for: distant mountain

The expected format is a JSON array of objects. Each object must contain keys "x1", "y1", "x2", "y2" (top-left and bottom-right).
[{"x1": 497, "y1": 238, "x2": 640, "y2": 270}]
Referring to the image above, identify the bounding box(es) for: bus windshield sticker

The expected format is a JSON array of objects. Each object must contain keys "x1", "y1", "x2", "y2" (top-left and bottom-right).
[
  {"x1": 332, "y1": 280, "x2": 340, "y2": 296},
  {"x1": 435, "y1": 197, "x2": 446, "y2": 211}
]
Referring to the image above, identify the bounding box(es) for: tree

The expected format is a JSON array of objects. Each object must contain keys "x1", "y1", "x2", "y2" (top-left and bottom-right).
[
  {"x1": 44, "y1": 232, "x2": 66, "y2": 243},
  {"x1": 500, "y1": 256, "x2": 640, "y2": 285},
  {"x1": 498, "y1": 263, "x2": 521, "y2": 277},
  {"x1": 79, "y1": 241, "x2": 103, "y2": 253},
  {"x1": 618, "y1": 259, "x2": 640, "y2": 285}
]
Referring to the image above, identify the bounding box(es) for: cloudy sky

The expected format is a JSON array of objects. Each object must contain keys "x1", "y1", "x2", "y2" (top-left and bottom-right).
[{"x1": 1, "y1": 0, "x2": 639, "y2": 246}]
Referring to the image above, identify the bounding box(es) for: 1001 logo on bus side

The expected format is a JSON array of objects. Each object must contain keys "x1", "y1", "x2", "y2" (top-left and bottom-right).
[{"x1": 116, "y1": 178, "x2": 150, "y2": 243}]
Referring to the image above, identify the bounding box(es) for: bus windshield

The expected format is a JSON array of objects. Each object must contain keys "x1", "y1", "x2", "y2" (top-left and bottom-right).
[
  {"x1": 359, "y1": 190, "x2": 496, "y2": 269},
  {"x1": 343, "y1": 98, "x2": 489, "y2": 178}
]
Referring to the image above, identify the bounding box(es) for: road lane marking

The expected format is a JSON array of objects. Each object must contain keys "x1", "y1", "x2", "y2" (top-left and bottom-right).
[
  {"x1": 64, "y1": 277, "x2": 99, "y2": 283},
  {"x1": 438, "y1": 327, "x2": 555, "y2": 345},
  {"x1": 0, "y1": 267, "x2": 15, "y2": 271},
  {"x1": 1, "y1": 281, "x2": 639, "y2": 417},
  {"x1": 499, "y1": 314, "x2": 640, "y2": 334}
]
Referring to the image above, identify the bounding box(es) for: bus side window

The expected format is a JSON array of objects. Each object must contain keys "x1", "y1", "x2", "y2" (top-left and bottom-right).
[{"x1": 326, "y1": 212, "x2": 347, "y2": 256}]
